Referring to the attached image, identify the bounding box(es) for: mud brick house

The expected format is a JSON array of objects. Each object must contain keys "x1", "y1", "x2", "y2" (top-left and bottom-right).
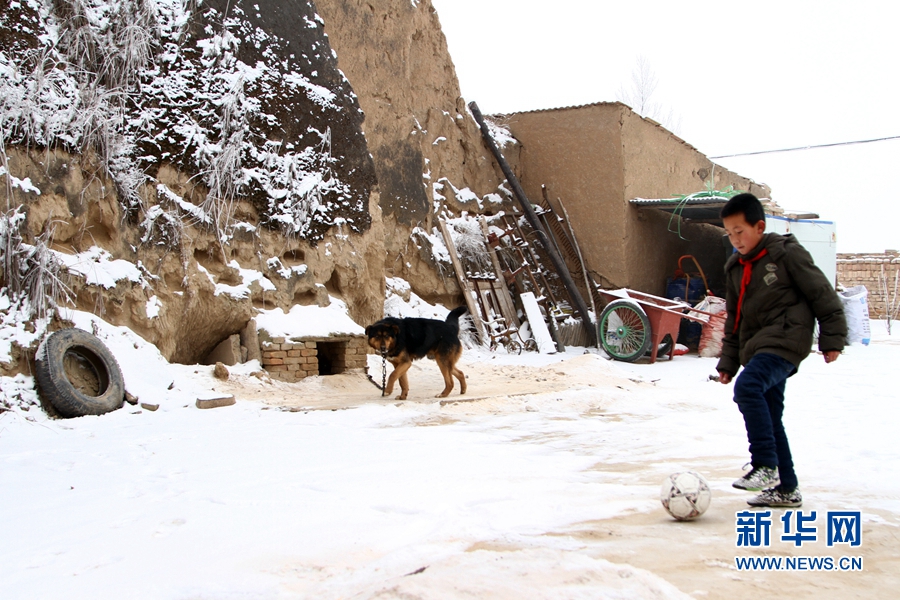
[
  {"x1": 502, "y1": 102, "x2": 771, "y2": 297},
  {"x1": 836, "y1": 251, "x2": 900, "y2": 318}
]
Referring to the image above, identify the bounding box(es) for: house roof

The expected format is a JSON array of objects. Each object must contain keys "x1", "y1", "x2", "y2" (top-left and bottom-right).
[
  {"x1": 495, "y1": 101, "x2": 702, "y2": 156},
  {"x1": 494, "y1": 100, "x2": 626, "y2": 116},
  {"x1": 630, "y1": 197, "x2": 731, "y2": 225},
  {"x1": 630, "y1": 197, "x2": 820, "y2": 226}
]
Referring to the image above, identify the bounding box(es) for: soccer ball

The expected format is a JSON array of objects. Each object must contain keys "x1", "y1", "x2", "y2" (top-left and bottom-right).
[{"x1": 660, "y1": 471, "x2": 712, "y2": 521}]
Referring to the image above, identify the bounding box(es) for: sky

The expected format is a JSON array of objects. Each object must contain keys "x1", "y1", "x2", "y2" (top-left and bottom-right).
[{"x1": 430, "y1": 0, "x2": 900, "y2": 253}]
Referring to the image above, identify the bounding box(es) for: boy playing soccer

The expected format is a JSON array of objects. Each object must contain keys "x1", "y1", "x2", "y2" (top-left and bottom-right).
[{"x1": 717, "y1": 193, "x2": 846, "y2": 507}]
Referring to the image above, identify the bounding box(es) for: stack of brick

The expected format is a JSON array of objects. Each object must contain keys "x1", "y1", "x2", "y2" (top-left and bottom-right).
[
  {"x1": 259, "y1": 336, "x2": 369, "y2": 383},
  {"x1": 836, "y1": 251, "x2": 900, "y2": 319}
]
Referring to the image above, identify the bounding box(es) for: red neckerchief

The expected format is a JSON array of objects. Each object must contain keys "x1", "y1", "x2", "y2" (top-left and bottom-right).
[{"x1": 733, "y1": 248, "x2": 769, "y2": 333}]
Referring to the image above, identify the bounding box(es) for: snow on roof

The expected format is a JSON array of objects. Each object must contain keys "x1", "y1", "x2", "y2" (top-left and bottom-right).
[
  {"x1": 255, "y1": 297, "x2": 364, "y2": 339},
  {"x1": 492, "y1": 100, "x2": 626, "y2": 116}
]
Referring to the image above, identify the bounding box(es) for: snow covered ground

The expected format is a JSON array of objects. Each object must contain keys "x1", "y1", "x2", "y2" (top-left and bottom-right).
[{"x1": 1, "y1": 308, "x2": 898, "y2": 598}]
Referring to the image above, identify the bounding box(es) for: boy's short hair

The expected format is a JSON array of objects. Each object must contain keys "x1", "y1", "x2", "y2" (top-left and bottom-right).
[{"x1": 720, "y1": 193, "x2": 766, "y2": 226}]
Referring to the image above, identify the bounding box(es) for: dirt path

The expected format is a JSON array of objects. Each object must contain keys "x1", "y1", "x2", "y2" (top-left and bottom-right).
[
  {"x1": 216, "y1": 352, "x2": 897, "y2": 598},
  {"x1": 555, "y1": 476, "x2": 900, "y2": 598},
  {"x1": 217, "y1": 352, "x2": 635, "y2": 411}
]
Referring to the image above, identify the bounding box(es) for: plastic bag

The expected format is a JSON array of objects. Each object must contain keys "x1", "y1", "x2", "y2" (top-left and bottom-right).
[
  {"x1": 695, "y1": 296, "x2": 727, "y2": 358},
  {"x1": 838, "y1": 285, "x2": 871, "y2": 346}
]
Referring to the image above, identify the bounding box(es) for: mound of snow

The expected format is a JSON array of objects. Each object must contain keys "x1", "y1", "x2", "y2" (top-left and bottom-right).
[{"x1": 255, "y1": 297, "x2": 364, "y2": 338}]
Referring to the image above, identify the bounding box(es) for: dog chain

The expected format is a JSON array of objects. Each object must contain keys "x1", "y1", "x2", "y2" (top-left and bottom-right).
[{"x1": 366, "y1": 351, "x2": 388, "y2": 396}]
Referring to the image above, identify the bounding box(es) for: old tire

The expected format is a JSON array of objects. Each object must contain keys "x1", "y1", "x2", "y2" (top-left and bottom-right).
[{"x1": 35, "y1": 328, "x2": 125, "y2": 418}]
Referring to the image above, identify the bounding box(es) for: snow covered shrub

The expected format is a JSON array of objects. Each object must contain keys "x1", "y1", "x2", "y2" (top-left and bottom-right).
[
  {"x1": 448, "y1": 217, "x2": 494, "y2": 277},
  {"x1": 1, "y1": 0, "x2": 376, "y2": 247},
  {"x1": 0, "y1": 208, "x2": 71, "y2": 321},
  {"x1": 51, "y1": 0, "x2": 161, "y2": 90}
]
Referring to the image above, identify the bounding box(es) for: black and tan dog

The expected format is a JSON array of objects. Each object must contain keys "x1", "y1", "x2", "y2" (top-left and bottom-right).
[{"x1": 366, "y1": 306, "x2": 467, "y2": 399}]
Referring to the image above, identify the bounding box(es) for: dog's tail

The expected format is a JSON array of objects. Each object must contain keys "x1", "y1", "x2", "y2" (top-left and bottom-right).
[{"x1": 445, "y1": 306, "x2": 467, "y2": 331}]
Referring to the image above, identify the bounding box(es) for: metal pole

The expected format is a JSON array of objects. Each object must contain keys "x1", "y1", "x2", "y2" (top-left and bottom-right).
[{"x1": 468, "y1": 101, "x2": 596, "y2": 345}]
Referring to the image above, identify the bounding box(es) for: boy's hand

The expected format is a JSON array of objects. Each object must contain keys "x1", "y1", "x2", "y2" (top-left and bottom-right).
[
  {"x1": 718, "y1": 371, "x2": 733, "y2": 384},
  {"x1": 824, "y1": 350, "x2": 840, "y2": 363}
]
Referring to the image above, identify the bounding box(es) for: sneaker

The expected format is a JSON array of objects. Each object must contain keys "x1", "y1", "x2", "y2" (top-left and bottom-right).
[
  {"x1": 732, "y1": 464, "x2": 781, "y2": 491},
  {"x1": 748, "y1": 487, "x2": 803, "y2": 508}
]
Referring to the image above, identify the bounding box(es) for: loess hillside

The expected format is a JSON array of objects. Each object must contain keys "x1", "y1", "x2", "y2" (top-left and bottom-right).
[{"x1": 0, "y1": 0, "x2": 511, "y2": 372}]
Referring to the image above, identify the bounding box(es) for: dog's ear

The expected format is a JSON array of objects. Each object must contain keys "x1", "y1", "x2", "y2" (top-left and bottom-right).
[
  {"x1": 390, "y1": 324, "x2": 400, "y2": 334},
  {"x1": 365, "y1": 325, "x2": 373, "y2": 336}
]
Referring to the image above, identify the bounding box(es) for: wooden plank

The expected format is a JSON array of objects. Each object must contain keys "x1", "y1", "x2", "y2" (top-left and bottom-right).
[
  {"x1": 473, "y1": 280, "x2": 495, "y2": 322},
  {"x1": 479, "y1": 217, "x2": 521, "y2": 328},
  {"x1": 488, "y1": 279, "x2": 518, "y2": 329},
  {"x1": 438, "y1": 219, "x2": 486, "y2": 343},
  {"x1": 520, "y1": 292, "x2": 556, "y2": 353},
  {"x1": 557, "y1": 196, "x2": 599, "y2": 347}
]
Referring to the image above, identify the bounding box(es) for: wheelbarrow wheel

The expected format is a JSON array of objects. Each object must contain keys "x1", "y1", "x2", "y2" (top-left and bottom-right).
[{"x1": 599, "y1": 300, "x2": 651, "y2": 362}]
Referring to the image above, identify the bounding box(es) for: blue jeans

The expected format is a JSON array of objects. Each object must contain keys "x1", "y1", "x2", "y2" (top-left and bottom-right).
[{"x1": 733, "y1": 353, "x2": 799, "y2": 490}]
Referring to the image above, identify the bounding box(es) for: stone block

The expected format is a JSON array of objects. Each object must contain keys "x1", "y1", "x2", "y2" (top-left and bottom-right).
[
  {"x1": 204, "y1": 334, "x2": 241, "y2": 366},
  {"x1": 213, "y1": 362, "x2": 230, "y2": 380},
  {"x1": 196, "y1": 394, "x2": 236, "y2": 409},
  {"x1": 241, "y1": 319, "x2": 262, "y2": 363}
]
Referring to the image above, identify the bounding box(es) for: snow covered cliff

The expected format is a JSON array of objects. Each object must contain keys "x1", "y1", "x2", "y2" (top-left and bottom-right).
[{"x1": 1, "y1": 0, "x2": 512, "y2": 374}]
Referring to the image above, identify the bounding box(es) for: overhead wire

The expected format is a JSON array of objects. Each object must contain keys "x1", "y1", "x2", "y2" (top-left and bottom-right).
[{"x1": 710, "y1": 135, "x2": 900, "y2": 159}]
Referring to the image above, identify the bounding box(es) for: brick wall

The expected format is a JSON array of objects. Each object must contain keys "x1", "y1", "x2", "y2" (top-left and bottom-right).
[
  {"x1": 260, "y1": 336, "x2": 369, "y2": 383},
  {"x1": 836, "y1": 251, "x2": 900, "y2": 319}
]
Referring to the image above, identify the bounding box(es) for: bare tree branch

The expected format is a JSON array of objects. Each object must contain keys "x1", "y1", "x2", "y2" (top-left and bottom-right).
[{"x1": 616, "y1": 56, "x2": 681, "y2": 134}]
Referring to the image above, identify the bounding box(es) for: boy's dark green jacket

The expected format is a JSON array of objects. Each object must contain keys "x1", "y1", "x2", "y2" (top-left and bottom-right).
[{"x1": 716, "y1": 233, "x2": 847, "y2": 376}]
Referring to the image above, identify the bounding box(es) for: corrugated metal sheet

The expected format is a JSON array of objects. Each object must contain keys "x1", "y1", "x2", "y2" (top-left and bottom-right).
[{"x1": 630, "y1": 197, "x2": 732, "y2": 224}]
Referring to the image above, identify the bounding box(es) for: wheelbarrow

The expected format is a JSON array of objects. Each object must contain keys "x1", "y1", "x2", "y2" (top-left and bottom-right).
[{"x1": 596, "y1": 288, "x2": 722, "y2": 363}]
